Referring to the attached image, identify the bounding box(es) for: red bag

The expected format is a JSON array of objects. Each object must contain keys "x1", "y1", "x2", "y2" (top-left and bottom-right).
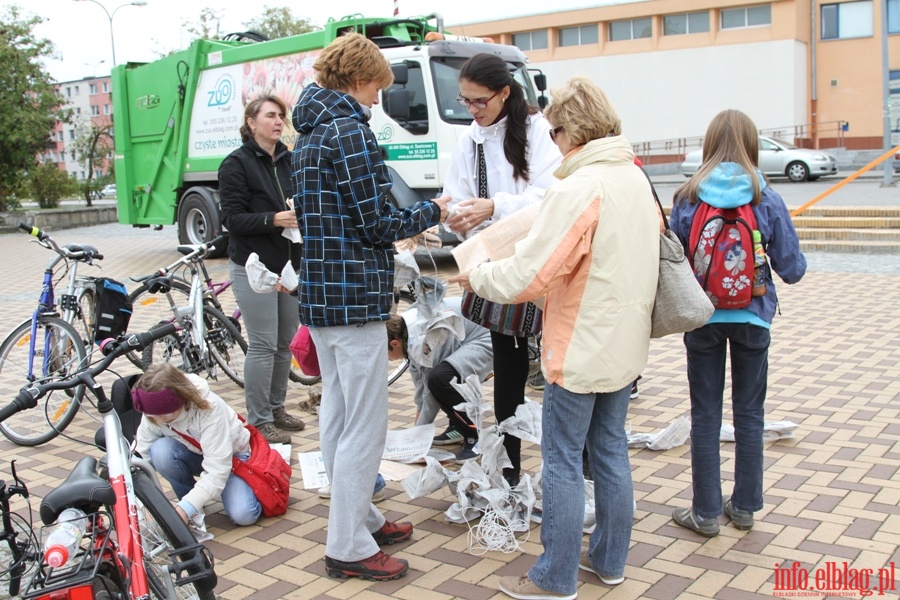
[
  {"x1": 289, "y1": 325, "x2": 320, "y2": 377},
  {"x1": 687, "y1": 202, "x2": 758, "y2": 309},
  {"x1": 175, "y1": 419, "x2": 292, "y2": 518}
]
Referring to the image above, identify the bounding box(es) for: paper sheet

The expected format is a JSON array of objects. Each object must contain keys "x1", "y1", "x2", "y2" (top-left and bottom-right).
[
  {"x1": 451, "y1": 203, "x2": 540, "y2": 272},
  {"x1": 297, "y1": 451, "x2": 329, "y2": 489},
  {"x1": 382, "y1": 423, "x2": 436, "y2": 463}
]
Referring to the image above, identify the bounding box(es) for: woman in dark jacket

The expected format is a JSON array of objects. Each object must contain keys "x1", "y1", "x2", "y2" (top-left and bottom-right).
[{"x1": 219, "y1": 93, "x2": 305, "y2": 445}]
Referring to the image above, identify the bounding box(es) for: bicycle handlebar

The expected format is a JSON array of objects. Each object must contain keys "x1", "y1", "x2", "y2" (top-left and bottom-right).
[
  {"x1": 0, "y1": 324, "x2": 177, "y2": 424},
  {"x1": 135, "y1": 235, "x2": 226, "y2": 283}
]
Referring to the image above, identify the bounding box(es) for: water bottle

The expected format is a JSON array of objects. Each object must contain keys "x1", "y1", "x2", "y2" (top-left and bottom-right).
[
  {"x1": 752, "y1": 230, "x2": 767, "y2": 297},
  {"x1": 43, "y1": 508, "x2": 89, "y2": 568}
]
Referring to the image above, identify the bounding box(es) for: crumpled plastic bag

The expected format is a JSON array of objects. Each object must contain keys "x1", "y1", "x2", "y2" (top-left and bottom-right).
[
  {"x1": 498, "y1": 400, "x2": 542, "y2": 445},
  {"x1": 246, "y1": 253, "x2": 298, "y2": 293},
  {"x1": 626, "y1": 415, "x2": 691, "y2": 450},
  {"x1": 401, "y1": 456, "x2": 449, "y2": 499},
  {"x1": 394, "y1": 250, "x2": 420, "y2": 290}
]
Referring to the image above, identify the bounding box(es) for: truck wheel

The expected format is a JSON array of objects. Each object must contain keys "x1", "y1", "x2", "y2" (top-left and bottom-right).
[{"x1": 178, "y1": 193, "x2": 227, "y2": 257}]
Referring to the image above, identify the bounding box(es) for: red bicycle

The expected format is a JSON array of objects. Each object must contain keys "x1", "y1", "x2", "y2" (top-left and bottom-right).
[{"x1": 0, "y1": 325, "x2": 217, "y2": 599}]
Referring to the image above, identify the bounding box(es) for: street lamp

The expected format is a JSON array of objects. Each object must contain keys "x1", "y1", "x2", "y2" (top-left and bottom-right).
[
  {"x1": 84, "y1": 59, "x2": 106, "y2": 77},
  {"x1": 74, "y1": 0, "x2": 148, "y2": 66}
]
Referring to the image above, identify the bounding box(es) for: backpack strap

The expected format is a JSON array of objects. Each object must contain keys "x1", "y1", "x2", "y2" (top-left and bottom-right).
[{"x1": 639, "y1": 167, "x2": 669, "y2": 230}]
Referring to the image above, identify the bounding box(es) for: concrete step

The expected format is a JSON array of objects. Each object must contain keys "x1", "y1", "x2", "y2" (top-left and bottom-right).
[
  {"x1": 796, "y1": 206, "x2": 900, "y2": 218},
  {"x1": 799, "y1": 239, "x2": 900, "y2": 254},
  {"x1": 791, "y1": 216, "x2": 900, "y2": 228},
  {"x1": 795, "y1": 228, "x2": 900, "y2": 241}
]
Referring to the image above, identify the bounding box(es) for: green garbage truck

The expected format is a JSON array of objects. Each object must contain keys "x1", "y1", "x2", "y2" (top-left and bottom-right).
[{"x1": 111, "y1": 13, "x2": 546, "y2": 254}]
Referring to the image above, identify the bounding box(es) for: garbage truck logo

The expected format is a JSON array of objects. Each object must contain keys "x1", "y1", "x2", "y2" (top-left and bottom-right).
[
  {"x1": 376, "y1": 125, "x2": 393, "y2": 142},
  {"x1": 207, "y1": 75, "x2": 234, "y2": 108}
]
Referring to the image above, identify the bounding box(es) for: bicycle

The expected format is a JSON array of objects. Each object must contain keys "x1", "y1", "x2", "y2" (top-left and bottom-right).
[
  {"x1": 0, "y1": 324, "x2": 218, "y2": 600},
  {"x1": 126, "y1": 237, "x2": 248, "y2": 387},
  {"x1": 125, "y1": 238, "x2": 328, "y2": 386},
  {"x1": 0, "y1": 224, "x2": 106, "y2": 447}
]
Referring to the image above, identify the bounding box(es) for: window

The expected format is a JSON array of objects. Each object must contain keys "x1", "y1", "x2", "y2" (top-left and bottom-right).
[
  {"x1": 74, "y1": 85, "x2": 79, "y2": 95},
  {"x1": 382, "y1": 61, "x2": 428, "y2": 134},
  {"x1": 664, "y1": 12, "x2": 710, "y2": 35},
  {"x1": 57, "y1": 131, "x2": 63, "y2": 141},
  {"x1": 609, "y1": 18, "x2": 652, "y2": 41},
  {"x1": 65, "y1": 87, "x2": 71, "y2": 97},
  {"x1": 822, "y1": 1, "x2": 873, "y2": 39},
  {"x1": 721, "y1": 5, "x2": 772, "y2": 29},
  {"x1": 103, "y1": 81, "x2": 109, "y2": 92},
  {"x1": 68, "y1": 129, "x2": 75, "y2": 140},
  {"x1": 512, "y1": 29, "x2": 549, "y2": 50},
  {"x1": 91, "y1": 105, "x2": 100, "y2": 116},
  {"x1": 558, "y1": 24, "x2": 599, "y2": 46},
  {"x1": 90, "y1": 83, "x2": 97, "y2": 94},
  {"x1": 104, "y1": 104, "x2": 111, "y2": 115},
  {"x1": 76, "y1": 107, "x2": 81, "y2": 115}
]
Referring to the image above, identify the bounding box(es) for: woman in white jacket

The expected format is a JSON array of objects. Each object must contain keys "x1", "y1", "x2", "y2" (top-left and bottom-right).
[
  {"x1": 134, "y1": 363, "x2": 262, "y2": 526},
  {"x1": 452, "y1": 77, "x2": 659, "y2": 599},
  {"x1": 442, "y1": 53, "x2": 561, "y2": 483}
]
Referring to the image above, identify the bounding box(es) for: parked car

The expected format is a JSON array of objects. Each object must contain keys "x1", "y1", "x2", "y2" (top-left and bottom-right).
[
  {"x1": 101, "y1": 184, "x2": 117, "y2": 198},
  {"x1": 680, "y1": 136, "x2": 838, "y2": 182}
]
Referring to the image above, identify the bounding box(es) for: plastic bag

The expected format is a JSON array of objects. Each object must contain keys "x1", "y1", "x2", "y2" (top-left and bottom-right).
[{"x1": 289, "y1": 325, "x2": 319, "y2": 377}]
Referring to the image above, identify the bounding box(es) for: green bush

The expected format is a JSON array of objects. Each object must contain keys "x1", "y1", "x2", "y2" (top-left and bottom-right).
[{"x1": 29, "y1": 164, "x2": 76, "y2": 209}]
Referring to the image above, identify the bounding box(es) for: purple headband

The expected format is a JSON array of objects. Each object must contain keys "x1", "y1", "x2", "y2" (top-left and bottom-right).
[{"x1": 132, "y1": 387, "x2": 184, "y2": 416}]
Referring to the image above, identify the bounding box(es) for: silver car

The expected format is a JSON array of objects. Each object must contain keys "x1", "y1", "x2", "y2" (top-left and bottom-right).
[{"x1": 680, "y1": 136, "x2": 838, "y2": 182}]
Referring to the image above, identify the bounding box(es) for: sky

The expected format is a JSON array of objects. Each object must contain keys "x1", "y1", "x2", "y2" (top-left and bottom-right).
[{"x1": 5, "y1": 0, "x2": 615, "y2": 83}]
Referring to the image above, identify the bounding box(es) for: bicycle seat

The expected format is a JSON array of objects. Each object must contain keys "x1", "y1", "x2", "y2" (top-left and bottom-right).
[
  {"x1": 63, "y1": 243, "x2": 103, "y2": 261},
  {"x1": 39, "y1": 457, "x2": 115, "y2": 525},
  {"x1": 130, "y1": 272, "x2": 174, "y2": 293}
]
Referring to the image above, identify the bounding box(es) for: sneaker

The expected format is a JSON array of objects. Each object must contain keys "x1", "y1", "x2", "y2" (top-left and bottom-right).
[
  {"x1": 454, "y1": 437, "x2": 479, "y2": 463},
  {"x1": 433, "y1": 425, "x2": 465, "y2": 446},
  {"x1": 256, "y1": 422, "x2": 291, "y2": 444},
  {"x1": 630, "y1": 377, "x2": 640, "y2": 399},
  {"x1": 672, "y1": 507, "x2": 720, "y2": 537},
  {"x1": 723, "y1": 495, "x2": 754, "y2": 530},
  {"x1": 578, "y1": 550, "x2": 624, "y2": 586},
  {"x1": 273, "y1": 407, "x2": 305, "y2": 431},
  {"x1": 371, "y1": 520, "x2": 413, "y2": 545},
  {"x1": 497, "y1": 574, "x2": 576, "y2": 600},
  {"x1": 527, "y1": 371, "x2": 545, "y2": 391},
  {"x1": 324, "y1": 551, "x2": 408, "y2": 581},
  {"x1": 317, "y1": 485, "x2": 386, "y2": 504}
]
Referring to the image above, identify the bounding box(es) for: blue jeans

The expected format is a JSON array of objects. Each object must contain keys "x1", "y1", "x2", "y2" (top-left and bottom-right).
[
  {"x1": 149, "y1": 437, "x2": 262, "y2": 526},
  {"x1": 528, "y1": 383, "x2": 633, "y2": 594},
  {"x1": 684, "y1": 323, "x2": 770, "y2": 519}
]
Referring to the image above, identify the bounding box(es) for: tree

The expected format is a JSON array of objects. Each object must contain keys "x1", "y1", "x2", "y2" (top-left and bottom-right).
[
  {"x1": 184, "y1": 7, "x2": 223, "y2": 42},
  {"x1": 72, "y1": 118, "x2": 114, "y2": 207},
  {"x1": 29, "y1": 163, "x2": 76, "y2": 209},
  {"x1": 243, "y1": 6, "x2": 318, "y2": 40},
  {"x1": 0, "y1": 6, "x2": 69, "y2": 212}
]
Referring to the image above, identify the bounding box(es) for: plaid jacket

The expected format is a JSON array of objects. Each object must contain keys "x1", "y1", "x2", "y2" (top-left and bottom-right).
[{"x1": 291, "y1": 84, "x2": 440, "y2": 327}]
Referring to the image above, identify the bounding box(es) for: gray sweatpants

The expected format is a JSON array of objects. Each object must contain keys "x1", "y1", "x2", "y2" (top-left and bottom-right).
[
  {"x1": 310, "y1": 321, "x2": 388, "y2": 562},
  {"x1": 230, "y1": 263, "x2": 298, "y2": 427}
]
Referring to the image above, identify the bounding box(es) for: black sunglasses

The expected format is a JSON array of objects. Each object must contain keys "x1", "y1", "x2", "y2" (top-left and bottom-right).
[{"x1": 549, "y1": 126, "x2": 564, "y2": 142}]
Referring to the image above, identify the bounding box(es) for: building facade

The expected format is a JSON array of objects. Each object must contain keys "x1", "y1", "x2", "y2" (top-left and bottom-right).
[
  {"x1": 41, "y1": 76, "x2": 114, "y2": 180},
  {"x1": 451, "y1": 0, "x2": 900, "y2": 151}
]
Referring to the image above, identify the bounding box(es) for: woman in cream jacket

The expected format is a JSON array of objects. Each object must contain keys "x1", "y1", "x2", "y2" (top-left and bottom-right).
[{"x1": 452, "y1": 77, "x2": 659, "y2": 599}]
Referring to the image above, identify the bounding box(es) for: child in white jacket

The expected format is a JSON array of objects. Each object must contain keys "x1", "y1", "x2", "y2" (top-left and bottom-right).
[{"x1": 134, "y1": 363, "x2": 262, "y2": 526}]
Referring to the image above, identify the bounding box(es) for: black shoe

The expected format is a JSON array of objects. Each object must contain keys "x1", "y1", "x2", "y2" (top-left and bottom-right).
[
  {"x1": 502, "y1": 468, "x2": 520, "y2": 488},
  {"x1": 630, "y1": 377, "x2": 641, "y2": 399},
  {"x1": 433, "y1": 425, "x2": 465, "y2": 446},
  {"x1": 454, "y1": 437, "x2": 478, "y2": 463}
]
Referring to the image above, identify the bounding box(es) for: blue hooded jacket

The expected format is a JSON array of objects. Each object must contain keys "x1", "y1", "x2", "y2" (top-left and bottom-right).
[
  {"x1": 290, "y1": 84, "x2": 440, "y2": 327},
  {"x1": 669, "y1": 163, "x2": 807, "y2": 327}
]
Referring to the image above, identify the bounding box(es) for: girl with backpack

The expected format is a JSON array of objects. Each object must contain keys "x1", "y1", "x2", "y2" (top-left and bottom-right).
[{"x1": 668, "y1": 109, "x2": 806, "y2": 537}]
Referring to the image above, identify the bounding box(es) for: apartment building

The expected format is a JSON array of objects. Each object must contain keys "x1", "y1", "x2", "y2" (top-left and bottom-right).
[
  {"x1": 451, "y1": 0, "x2": 900, "y2": 150},
  {"x1": 41, "y1": 76, "x2": 114, "y2": 180}
]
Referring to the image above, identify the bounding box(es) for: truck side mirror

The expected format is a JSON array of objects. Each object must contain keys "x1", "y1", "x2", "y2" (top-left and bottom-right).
[
  {"x1": 391, "y1": 63, "x2": 409, "y2": 86},
  {"x1": 386, "y1": 89, "x2": 411, "y2": 122},
  {"x1": 538, "y1": 95, "x2": 548, "y2": 110},
  {"x1": 533, "y1": 73, "x2": 547, "y2": 92}
]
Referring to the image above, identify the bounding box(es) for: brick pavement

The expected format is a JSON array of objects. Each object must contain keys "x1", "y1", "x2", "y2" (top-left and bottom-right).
[{"x1": 0, "y1": 224, "x2": 897, "y2": 600}]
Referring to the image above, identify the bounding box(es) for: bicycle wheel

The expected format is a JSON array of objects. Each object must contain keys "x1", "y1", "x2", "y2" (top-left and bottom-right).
[
  {"x1": 0, "y1": 316, "x2": 87, "y2": 446},
  {"x1": 203, "y1": 305, "x2": 247, "y2": 387},
  {"x1": 77, "y1": 286, "x2": 97, "y2": 349},
  {"x1": 127, "y1": 279, "x2": 192, "y2": 368},
  {"x1": 131, "y1": 469, "x2": 217, "y2": 600},
  {"x1": 141, "y1": 327, "x2": 201, "y2": 376},
  {"x1": 387, "y1": 290, "x2": 415, "y2": 386}
]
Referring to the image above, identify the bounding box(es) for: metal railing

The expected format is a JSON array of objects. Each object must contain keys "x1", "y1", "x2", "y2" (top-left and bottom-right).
[{"x1": 632, "y1": 120, "x2": 848, "y2": 165}]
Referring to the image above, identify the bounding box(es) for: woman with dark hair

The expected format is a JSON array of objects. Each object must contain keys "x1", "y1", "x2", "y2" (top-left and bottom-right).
[
  {"x1": 442, "y1": 53, "x2": 560, "y2": 486},
  {"x1": 219, "y1": 93, "x2": 305, "y2": 445}
]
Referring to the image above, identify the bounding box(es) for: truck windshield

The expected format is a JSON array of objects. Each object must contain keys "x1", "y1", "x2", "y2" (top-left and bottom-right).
[{"x1": 430, "y1": 57, "x2": 538, "y2": 126}]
